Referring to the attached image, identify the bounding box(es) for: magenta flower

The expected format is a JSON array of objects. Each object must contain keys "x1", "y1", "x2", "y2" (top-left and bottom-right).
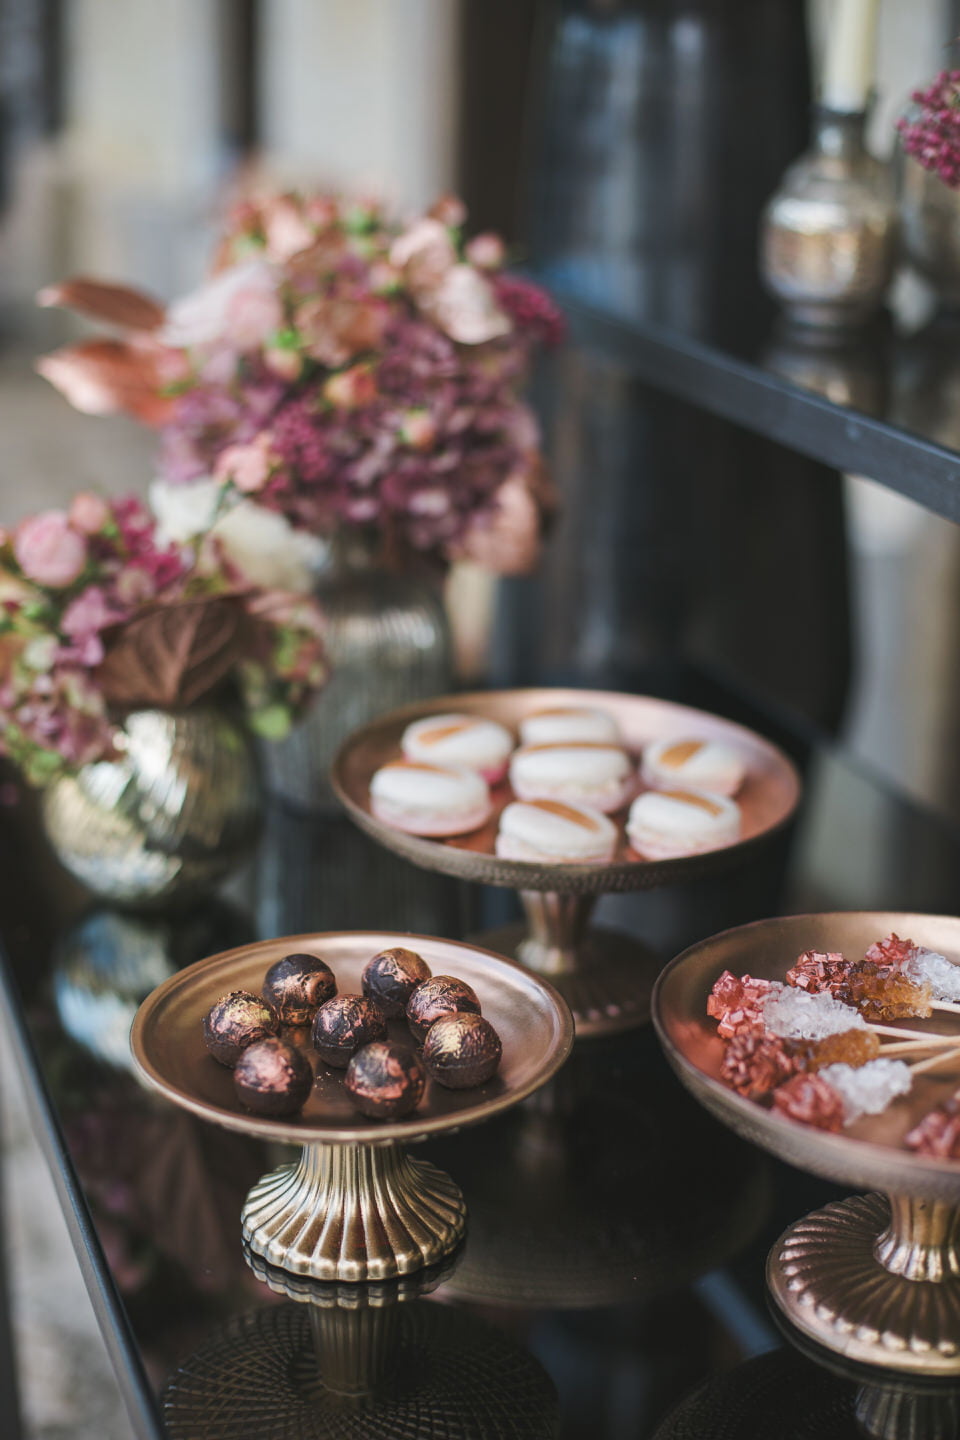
[{"x1": 899, "y1": 70, "x2": 960, "y2": 188}]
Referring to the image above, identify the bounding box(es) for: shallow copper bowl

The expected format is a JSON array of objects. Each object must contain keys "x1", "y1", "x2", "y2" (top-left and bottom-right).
[
  {"x1": 653, "y1": 912, "x2": 960, "y2": 1200},
  {"x1": 131, "y1": 930, "x2": 573, "y2": 1147},
  {"x1": 331, "y1": 688, "x2": 801, "y2": 895}
]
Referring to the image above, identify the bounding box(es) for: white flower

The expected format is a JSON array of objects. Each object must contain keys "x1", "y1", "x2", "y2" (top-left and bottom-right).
[
  {"x1": 212, "y1": 502, "x2": 326, "y2": 593},
  {"x1": 150, "y1": 478, "x2": 223, "y2": 545},
  {"x1": 149, "y1": 479, "x2": 326, "y2": 593},
  {"x1": 158, "y1": 260, "x2": 282, "y2": 351},
  {"x1": 420, "y1": 265, "x2": 511, "y2": 345}
]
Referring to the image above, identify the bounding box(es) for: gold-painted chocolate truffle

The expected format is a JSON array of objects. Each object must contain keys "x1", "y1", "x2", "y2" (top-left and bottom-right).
[
  {"x1": 203, "y1": 990, "x2": 279, "y2": 1068},
  {"x1": 233, "y1": 1037, "x2": 314, "y2": 1116},
  {"x1": 406, "y1": 976, "x2": 481, "y2": 1045},
  {"x1": 344, "y1": 1041, "x2": 426, "y2": 1120},
  {"x1": 263, "y1": 952, "x2": 337, "y2": 1025},
  {"x1": 312, "y1": 994, "x2": 388, "y2": 1068},
  {"x1": 422, "y1": 1013, "x2": 502, "y2": 1089},
  {"x1": 362, "y1": 947, "x2": 432, "y2": 1017}
]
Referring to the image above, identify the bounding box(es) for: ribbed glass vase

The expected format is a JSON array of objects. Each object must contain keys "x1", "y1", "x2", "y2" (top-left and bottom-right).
[{"x1": 264, "y1": 531, "x2": 454, "y2": 813}]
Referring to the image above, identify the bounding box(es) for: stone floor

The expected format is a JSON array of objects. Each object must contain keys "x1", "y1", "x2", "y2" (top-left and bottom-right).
[{"x1": 0, "y1": 1039, "x2": 132, "y2": 1439}]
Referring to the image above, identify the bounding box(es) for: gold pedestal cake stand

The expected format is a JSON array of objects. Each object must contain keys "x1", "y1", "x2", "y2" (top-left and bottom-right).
[
  {"x1": 131, "y1": 931, "x2": 572, "y2": 1282},
  {"x1": 654, "y1": 911, "x2": 960, "y2": 1376},
  {"x1": 332, "y1": 688, "x2": 800, "y2": 1038}
]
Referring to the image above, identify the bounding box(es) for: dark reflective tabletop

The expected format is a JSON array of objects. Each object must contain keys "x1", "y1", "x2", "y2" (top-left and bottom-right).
[{"x1": 4, "y1": 667, "x2": 960, "y2": 1438}]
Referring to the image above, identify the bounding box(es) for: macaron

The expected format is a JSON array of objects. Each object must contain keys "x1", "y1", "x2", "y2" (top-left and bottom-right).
[
  {"x1": 626, "y1": 787, "x2": 741, "y2": 860},
  {"x1": 370, "y1": 760, "x2": 492, "y2": 837},
  {"x1": 495, "y1": 799, "x2": 617, "y2": 863},
  {"x1": 401, "y1": 713, "x2": 514, "y2": 783},
  {"x1": 519, "y1": 706, "x2": 621, "y2": 747},
  {"x1": 509, "y1": 742, "x2": 634, "y2": 814},
  {"x1": 641, "y1": 737, "x2": 746, "y2": 798}
]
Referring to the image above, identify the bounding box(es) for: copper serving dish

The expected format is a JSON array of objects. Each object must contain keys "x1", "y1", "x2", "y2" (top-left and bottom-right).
[
  {"x1": 332, "y1": 688, "x2": 801, "y2": 1036},
  {"x1": 654, "y1": 912, "x2": 960, "y2": 1376},
  {"x1": 132, "y1": 930, "x2": 572, "y2": 1282}
]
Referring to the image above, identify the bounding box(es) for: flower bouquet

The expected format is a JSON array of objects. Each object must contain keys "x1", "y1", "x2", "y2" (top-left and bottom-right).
[
  {"x1": 34, "y1": 190, "x2": 563, "y2": 808},
  {"x1": 1, "y1": 492, "x2": 326, "y2": 901}
]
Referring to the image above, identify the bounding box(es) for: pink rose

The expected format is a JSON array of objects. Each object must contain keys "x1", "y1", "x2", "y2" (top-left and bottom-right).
[
  {"x1": 390, "y1": 218, "x2": 457, "y2": 292},
  {"x1": 68, "y1": 492, "x2": 111, "y2": 535},
  {"x1": 160, "y1": 261, "x2": 283, "y2": 351},
  {"x1": 261, "y1": 195, "x2": 315, "y2": 262},
  {"x1": 264, "y1": 346, "x2": 303, "y2": 382},
  {"x1": 214, "y1": 433, "x2": 275, "y2": 493},
  {"x1": 14, "y1": 511, "x2": 87, "y2": 588}
]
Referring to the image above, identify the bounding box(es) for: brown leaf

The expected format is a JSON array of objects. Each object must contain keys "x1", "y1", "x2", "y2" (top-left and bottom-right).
[
  {"x1": 35, "y1": 338, "x2": 177, "y2": 425},
  {"x1": 36, "y1": 276, "x2": 166, "y2": 331},
  {"x1": 96, "y1": 597, "x2": 250, "y2": 710}
]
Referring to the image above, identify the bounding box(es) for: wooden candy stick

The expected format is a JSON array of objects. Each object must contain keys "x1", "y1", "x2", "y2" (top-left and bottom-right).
[
  {"x1": 879, "y1": 1037, "x2": 960, "y2": 1057},
  {"x1": 933, "y1": 1000, "x2": 960, "y2": 1015},
  {"x1": 909, "y1": 1046, "x2": 960, "y2": 1076},
  {"x1": 870, "y1": 1022, "x2": 960, "y2": 1042}
]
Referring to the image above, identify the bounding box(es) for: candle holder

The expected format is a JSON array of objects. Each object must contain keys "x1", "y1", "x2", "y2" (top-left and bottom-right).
[
  {"x1": 131, "y1": 930, "x2": 572, "y2": 1282},
  {"x1": 654, "y1": 911, "x2": 960, "y2": 1376},
  {"x1": 332, "y1": 688, "x2": 800, "y2": 1038}
]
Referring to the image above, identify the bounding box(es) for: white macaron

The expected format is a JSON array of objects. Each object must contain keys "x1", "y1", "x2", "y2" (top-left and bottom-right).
[
  {"x1": 641, "y1": 737, "x2": 746, "y2": 798},
  {"x1": 370, "y1": 761, "x2": 492, "y2": 837},
  {"x1": 509, "y1": 742, "x2": 634, "y2": 814},
  {"x1": 495, "y1": 799, "x2": 618, "y2": 863},
  {"x1": 626, "y1": 787, "x2": 741, "y2": 860},
  {"x1": 519, "y1": 706, "x2": 621, "y2": 747},
  {"x1": 401, "y1": 713, "x2": 514, "y2": 783}
]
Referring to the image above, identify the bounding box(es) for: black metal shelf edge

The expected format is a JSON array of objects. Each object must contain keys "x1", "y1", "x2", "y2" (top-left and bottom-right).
[{"x1": 553, "y1": 288, "x2": 960, "y2": 524}]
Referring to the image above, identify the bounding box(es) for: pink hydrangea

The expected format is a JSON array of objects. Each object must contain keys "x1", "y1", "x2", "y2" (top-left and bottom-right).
[{"x1": 14, "y1": 511, "x2": 87, "y2": 588}]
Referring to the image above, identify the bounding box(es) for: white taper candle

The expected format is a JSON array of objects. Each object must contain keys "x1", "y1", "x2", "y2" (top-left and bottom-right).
[{"x1": 821, "y1": 0, "x2": 880, "y2": 114}]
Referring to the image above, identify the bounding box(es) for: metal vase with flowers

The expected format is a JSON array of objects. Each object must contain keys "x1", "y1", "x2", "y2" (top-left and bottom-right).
[{"x1": 41, "y1": 597, "x2": 263, "y2": 908}]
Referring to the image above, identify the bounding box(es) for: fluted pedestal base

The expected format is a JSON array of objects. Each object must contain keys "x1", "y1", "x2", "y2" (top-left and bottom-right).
[
  {"x1": 768, "y1": 1193, "x2": 960, "y2": 1376},
  {"x1": 242, "y1": 1143, "x2": 466, "y2": 1282},
  {"x1": 479, "y1": 892, "x2": 659, "y2": 1038}
]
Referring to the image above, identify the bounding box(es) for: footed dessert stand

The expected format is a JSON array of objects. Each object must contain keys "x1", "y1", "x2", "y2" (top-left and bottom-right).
[
  {"x1": 654, "y1": 911, "x2": 960, "y2": 1376},
  {"x1": 332, "y1": 688, "x2": 800, "y2": 1037},
  {"x1": 131, "y1": 931, "x2": 572, "y2": 1282}
]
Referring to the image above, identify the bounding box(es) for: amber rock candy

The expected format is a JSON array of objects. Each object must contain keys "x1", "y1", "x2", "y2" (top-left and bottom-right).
[
  {"x1": 809, "y1": 1028, "x2": 880, "y2": 1070},
  {"x1": 846, "y1": 963, "x2": 933, "y2": 1022}
]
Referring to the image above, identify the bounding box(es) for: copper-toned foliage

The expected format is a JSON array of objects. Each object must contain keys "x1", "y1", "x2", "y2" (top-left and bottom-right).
[
  {"x1": 97, "y1": 596, "x2": 250, "y2": 711},
  {"x1": 35, "y1": 339, "x2": 176, "y2": 425},
  {"x1": 36, "y1": 276, "x2": 166, "y2": 331}
]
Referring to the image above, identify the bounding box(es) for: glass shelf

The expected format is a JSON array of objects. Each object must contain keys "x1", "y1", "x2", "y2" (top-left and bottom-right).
[
  {"x1": 546, "y1": 280, "x2": 960, "y2": 524},
  {"x1": 4, "y1": 667, "x2": 960, "y2": 1438}
]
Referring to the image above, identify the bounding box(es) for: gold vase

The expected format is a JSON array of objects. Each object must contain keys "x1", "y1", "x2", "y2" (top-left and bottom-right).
[
  {"x1": 898, "y1": 148, "x2": 960, "y2": 306},
  {"x1": 42, "y1": 706, "x2": 262, "y2": 908}
]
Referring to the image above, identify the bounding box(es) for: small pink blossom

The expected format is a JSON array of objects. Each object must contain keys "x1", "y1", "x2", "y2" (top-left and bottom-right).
[
  {"x1": 61, "y1": 585, "x2": 115, "y2": 637},
  {"x1": 14, "y1": 512, "x2": 87, "y2": 588},
  {"x1": 465, "y1": 233, "x2": 507, "y2": 270},
  {"x1": 68, "y1": 492, "x2": 111, "y2": 535},
  {"x1": 264, "y1": 346, "x2": 303, "y2": 382},
  {"x1": 400, "y1": 409, "x2": 437, "y2": 449},
  {"x1": 323, "y1": 364, "x2": 377, "y2": 409},
  {"x1": 214, "y1": 433, "x2": 275, "y2": 493}
]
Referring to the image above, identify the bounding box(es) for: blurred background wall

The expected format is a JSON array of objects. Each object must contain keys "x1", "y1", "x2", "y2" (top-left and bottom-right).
[{"x1": 1, "y1": 0, "x2": 960, "y2": 821}]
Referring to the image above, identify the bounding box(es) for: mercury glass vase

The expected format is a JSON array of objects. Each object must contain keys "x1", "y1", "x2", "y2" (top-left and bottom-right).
[
  {"x1": 264, "y1": 532, "x2": 454, "y2": 812},
  {"x1": 761, "y1": 107, "x2": 897, "y2": 329},
  {"x1": 898, "y1": 148, "x2": 960, "y2": 307},
  {"x1": 41, "y1": 706, "x2": 263, "y2": 908}
]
